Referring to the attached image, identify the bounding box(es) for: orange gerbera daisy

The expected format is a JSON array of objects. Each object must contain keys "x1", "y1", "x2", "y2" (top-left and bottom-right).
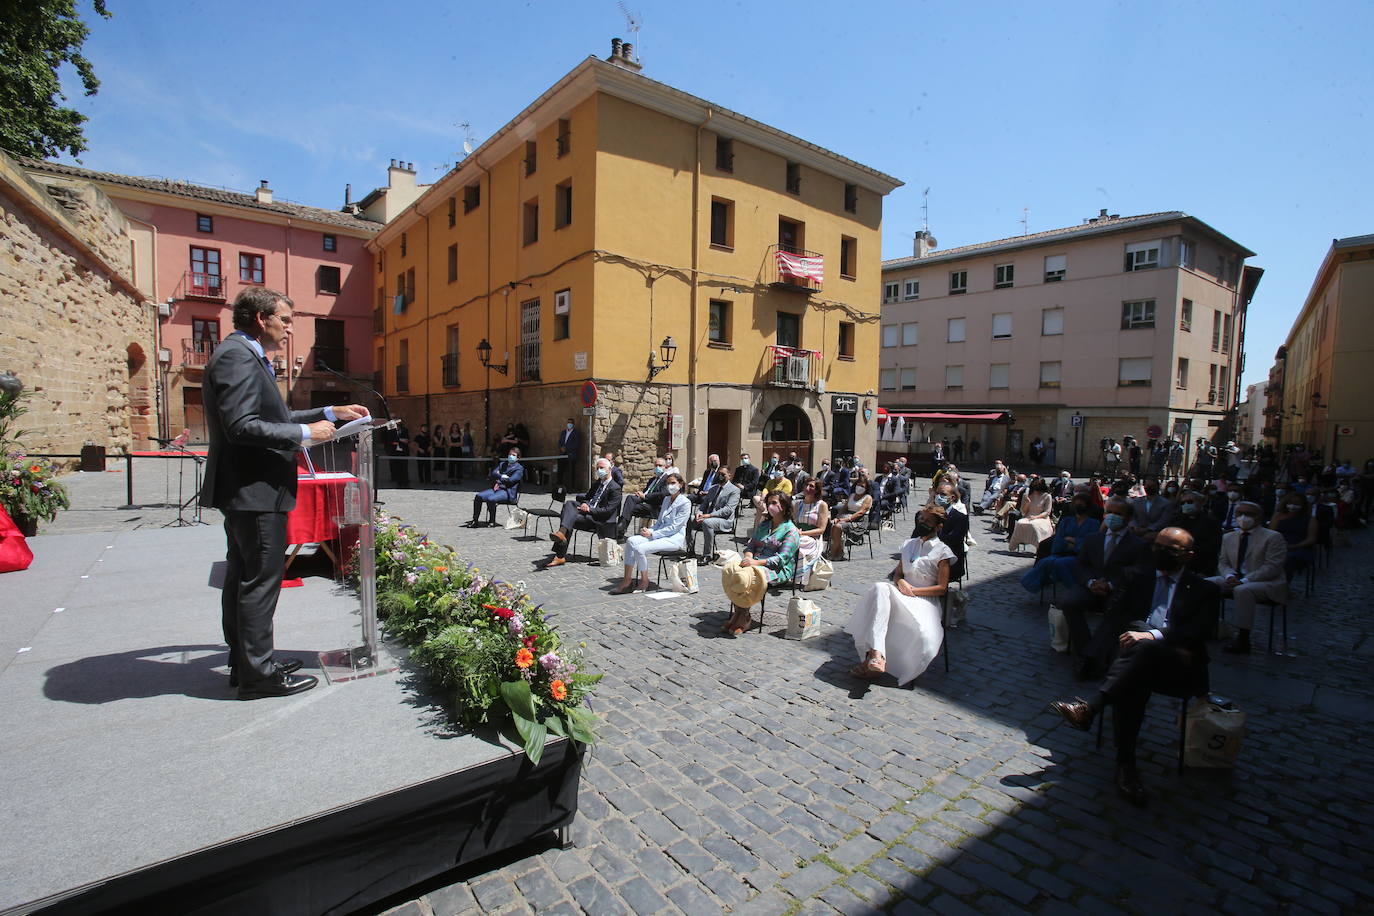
[
  {"x1": 550, "y1": 680, "x2": 568, "y2": 701},
  {"x1": 515, "y1": 648, "x2": 535, "y2": 669}
]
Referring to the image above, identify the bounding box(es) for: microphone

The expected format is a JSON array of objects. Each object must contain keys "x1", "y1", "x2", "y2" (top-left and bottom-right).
[{"x1": 315, "y1": 358, "x2": 392, "y2": 420}]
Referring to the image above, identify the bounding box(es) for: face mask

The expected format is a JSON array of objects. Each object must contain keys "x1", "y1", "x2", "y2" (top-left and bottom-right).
[
  {"x1": 1180, "y1": 501, "x2": 1202, "y2": 516},
  {"x1": 710, "y1": 460, "x2": 719, "y2": 469},
  {"x1": 1104, "y1": 514, "x2": 1126, "y2": 532},
  {"x1": 767, "y1": 504, "x2": 782, "y2": 518},
  {"x1": 667, "y1": 483, "x2": 680, "y2": 495},
  {"x1": 1237, "y1": 515, "x2": 1258, "y2": 530},
  {"x1": 1275, "y1": 489, "x2": 1286, "y2": 497},
  {"x1": 771, "y1": 471, "x2": 783, "y2": 479},
  {"x1": 1153, "y1": 546, "x2": 1186, "y2": 572},
  {"x1": 1227, "y1": 491, "x2": 1241, "y2": 501},
  {"x1": 1165, "y1": 487, "x2": 1178, "y2": 496},
  {"x1": 935, "y1": 494, "x2": 951, "y2": 507},
  {"x1": 596, "y1": 467, "x2": 608, "y2": 479},
  {"x1": 741, "y1": 458, "x2": 750, "y2": 466},
  {"x1": 507, "y1": 454, "x2": 518, "y2": 462},
  {"x1": 854, "y1": 486, "x2": 866, "y2": 496},
  {"x1": 654, "y1": 466, "x2": 664, "y2": 475},
  {"x1": 914, "y1": 521, "x2": 937, "y2": 537},
  {"x1": 566, "y1": 423, "x2": 574, "y2": 431}
]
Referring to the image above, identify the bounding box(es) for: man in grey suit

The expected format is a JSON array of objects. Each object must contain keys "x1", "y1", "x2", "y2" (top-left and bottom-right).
[
  {"x1": 1206, "y1": 501, "x2": 1288, "y2": 654},
  {"x1": 686, "y1": 466, "x2": 739, "y2": 559},
  {"x1": 1129, "y1": 477, "x2": 1174, "y2": 540},
  {"x1": 200, "y1": 288, "x2": 368, "y2": 700}
]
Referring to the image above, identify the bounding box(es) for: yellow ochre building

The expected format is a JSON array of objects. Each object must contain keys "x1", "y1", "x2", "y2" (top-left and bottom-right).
[{"x1": 369, "y1": 44, "x2": 902, "y2": 486}]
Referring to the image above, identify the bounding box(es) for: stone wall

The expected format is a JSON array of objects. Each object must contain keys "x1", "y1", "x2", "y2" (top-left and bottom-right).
[{"x1": 0, "y1": 154, "x2": 156, "y2": 458}]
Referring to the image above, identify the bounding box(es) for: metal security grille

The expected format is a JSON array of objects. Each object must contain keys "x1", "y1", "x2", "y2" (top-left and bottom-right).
[{"x1": 519, "y1": 298, "x2": 541, "y2": 382}]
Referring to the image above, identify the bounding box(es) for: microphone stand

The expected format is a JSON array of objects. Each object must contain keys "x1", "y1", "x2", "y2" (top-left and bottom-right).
[{"x1": 315, "y1": 359, "x2": 393, "y2": 502}]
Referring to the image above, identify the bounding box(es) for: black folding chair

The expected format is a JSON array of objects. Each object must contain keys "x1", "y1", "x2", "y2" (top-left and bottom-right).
[{"x1": 522, "y1": 487, "x2": 567, "y2": 539}]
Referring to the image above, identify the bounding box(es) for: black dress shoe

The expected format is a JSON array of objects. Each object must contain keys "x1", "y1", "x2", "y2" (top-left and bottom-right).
[
  {"x1": 1115, "y1": 765, "x2": 1149, "y2": 806},
  {"x1": 228, "y1": 657, "x2": 303, "y2": 688},
  {"x1": 1048, "y1": 698, "x2": 1095, "y2": 731},
  {"x1": 237, "y1": 672, "x2": 319, "y2": 700}
]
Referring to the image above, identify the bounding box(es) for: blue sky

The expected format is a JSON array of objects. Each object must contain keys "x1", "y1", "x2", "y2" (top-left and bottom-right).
[{"x1": 58, "y1": 0, "x2": 1372, "y2": 391}]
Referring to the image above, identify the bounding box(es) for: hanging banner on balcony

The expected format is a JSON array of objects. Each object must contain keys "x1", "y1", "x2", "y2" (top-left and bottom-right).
[
  {"x1": 771, "y1": 345, "x2": 823, "y2": 367},
  {"x1": 775, "y1": 249, "x2": 824, "y2": 285}
]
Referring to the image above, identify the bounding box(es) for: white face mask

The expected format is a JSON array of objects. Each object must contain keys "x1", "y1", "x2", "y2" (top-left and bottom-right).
[
  {"x1": 507, "y1": 454, "x2": 517, "y2": 462},
  {"x1": 596, "y1": 467, "x2": 608, "y2": 479},
  {"x1": 1237, "y1": 515, "x2": 1258, "y2": 530},
  {"x1": 854, "y1": 486, "x2": 865, "y2": 496},
  {"x1": 771, "y1": 471, "x2": 783, "y2": 479},
  {"x1": 667, "y1": 483, "x2": 680, "y2": 495},
  {"x1": 566, "y1": 423, "x2": 574, "y2": 431},
  {"x1": 654, "y1": 466, "x2": 665, "y2": 475}
]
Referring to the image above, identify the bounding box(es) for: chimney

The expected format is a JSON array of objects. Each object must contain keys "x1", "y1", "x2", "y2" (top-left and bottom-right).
[
  {"x1": 344, "y1": 183, "x2": 352, "y2": 208},
  {"x1": 913, "y1": 229, "x2": 934, "y2": 259},
  {"x1": 607, "y1": 37, "x2": 642, "y2": 71},
  {"x1": 609, "y1": 37, "x2": 622, "y2": 59},
  {"x1": 255, "y1": 180, "x2": 273, "y2": 204}
]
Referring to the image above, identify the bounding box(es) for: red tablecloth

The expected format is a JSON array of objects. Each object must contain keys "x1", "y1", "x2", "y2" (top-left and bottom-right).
[{"x1": 287, "y1": 474, "x2": 357, "y2": 545}]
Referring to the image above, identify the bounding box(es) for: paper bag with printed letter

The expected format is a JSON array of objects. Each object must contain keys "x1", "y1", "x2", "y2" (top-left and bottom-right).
[{"x1": 785, "y1": 596, "x2": 821, "y2": 639}]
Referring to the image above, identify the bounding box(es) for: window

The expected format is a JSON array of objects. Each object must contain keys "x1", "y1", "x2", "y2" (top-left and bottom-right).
[
  {"x1": 883, "y1": 281, "x2": 899, "y2": 303},
  {"x1": 1217, "y1": 365, "x2": 1228, "y2": 403},
  {"x1": 838, "y1": 322, "x2": 855, "y2": 359},
  {"x1": 314, "y1": 318, "x2": 345, "y2": 370},
  {"x1": 557, "y1": 118, "x2": 571, "y2": 157},
  {"x1": 323, "y1": 234, "x2": 337, "y2": 252},
  {"x1": 709, "y1": 299, "x2": 732, "y2": 345},
  {"x1": 715, "y1": 135, "x2": 733, "y2": 172},
  {"x1": 190, "y1": 317, "x2": 219, "y2": 356},
  {"x1": 1125, "y1": 240, "x2": 1161, "y2": 271},
  {"x1": 447, "y1": 197, "x2": 456, "y2": 227},
  {"x1": 778, "y1": 217, "x2": 804, "y2": 251},
  {"x1": 710, "y1": 198, "x2": 733, "y2": 248},
  {"x1": 945, "y1": 365, "x2": 964, "y2": 389},
  {"x1": 1178, "y1": 358, "x2": 1190, "y2": 390},
  {"x1": 555, "y1": 181, "x2": 573, "y2": 229},
  {"x1": 903, "y1": 279, "x2": 919, "y2": 300},
  {"x1": 442, "y1": 325, "x2": 460, "y2": 387},
  {"x1": 395, "y1": 272, "x2": 405, "y2": 305},
  {"x1": 879, "y1": 368, "x2": 897, "y2": 390},
  {"x1": 317, "y1": 265, "x2": 341, "y2": 294},
  {"x1": 553, "y1": 288, "x2": 571, "y2": 340},
  {"x1": 947, "y1": 317, "x2": 966, "y2": 342},
  {"x1": 1222, "y1": 313, "x2": 1233, "y2": 353},
  {"x1": 949, "y1": 270, "x2": 967, "y2": 294},
  {"x1": 839, "y1": 236, "x2": 856, "y2": 279},
  {"x1": 1042, "y1": 307, "x2": 1064, "y2": 336},
  {"x1": 1207, "y1": 364, "x2": 1217, "y2": 402},
  {"x1": 1039, "y1": 361, "x2": 1061, "y2": 388},
  {"x1": 189, "y1": 247, "x2": 221, "y2": 290},
  {"x1": 1121, "y1": 299, "x2": 1156, "y2": 330},
  {"x1": 519, "y1": 298, "x2": 541, "y2": 382},
  {"x1": 994, "y1": 263, "x2": 1014, "y2": 289},
  {"x1": 1180, "y1": 298, "x2": 1193, "y2": 331},
  {"x1": 463, "y1": 182, "x2": 480, "y2": 213},
  {"x1": 901, "y1": 322, "x2": 918, "y2": 346},
  {"x1": 776, "y1": 311, "x2": 800, "y2": 348},
  {"x1": 447, "y1": 244, "x2": 458, "y2": 283},
  {"x1": 239, "y1": 253, "x2": 264, "y2": 285},
  {"x1": 785, "y1": 161, "x2": 801, "y2": 194},
  {"x1": 991, "y1": 313, "x2": 1013, "y2": 339},
  {"x1": 522, "y1": 198, "x2": 539, "y2": 246},
  {"x1": 196, "y1": 214, "x2": 213, "y2": 233},
  {"x1": 989, "y1": 363, "x2": 1010, "y2": 389},
  {"x1": 405, "y1": 267, "x2": 415, "y2": 304},
  {"x1": 881, "y1": 324, "x2": 899, "y2": 348},
  {"x1": 1211, "y1": 310, "x2": 1221, "y2": 350},
  {"x1": 1179, "y1": 239, "x2": 1194, "y2": 269},
  {"x1": 400, "y1": 232, "x2": 407, "y2": 257},
  {"x1": 397, "y1": 339, "x2": 410, "y2": 392},
  {"x1": 844, "y1": 183, "x2": 858, "y2": 213},
  {"x1": 900, "y1": 368, "x2": 917, "y2": 390},
  {"x1": 1044, "y1": 254, "x2": 1066, "y2": 282},
  {"x1": 524, "y1": 140, "x2": 537, "y2": 176},
  {"x1": 1119, "y1": 357, "x2": 1153, "y2": 387}
]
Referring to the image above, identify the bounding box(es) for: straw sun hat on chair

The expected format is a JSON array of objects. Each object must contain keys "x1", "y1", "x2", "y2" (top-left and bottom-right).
[{"x1": 721, "y1": 562, "x2": 769, "y2": 608}]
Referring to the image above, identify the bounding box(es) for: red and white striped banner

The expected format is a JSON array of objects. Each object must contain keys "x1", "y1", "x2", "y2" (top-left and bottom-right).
[
  {"x1": 772, "y1": 346, "x2": 822, "y2": 366},
  {"x1": 775, "y1": 249, "x2": 824, "y2": 284}
]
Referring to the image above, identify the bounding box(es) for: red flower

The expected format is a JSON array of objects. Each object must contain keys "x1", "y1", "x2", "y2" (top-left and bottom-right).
[
  {"x1": 522, "y1": 635, "x2": 537, "y2": 649},
  {"x1": 550, "y1": 680, "x2": 568, "y2": 701},
  {"x1": 484, "y1": 604, "x2": 515, "y2": 620},
  {"x1": 515, "y1": 648, "x2": 535, "y2": 669}
]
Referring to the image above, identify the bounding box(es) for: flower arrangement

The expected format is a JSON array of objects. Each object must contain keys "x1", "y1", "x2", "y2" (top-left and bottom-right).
[
  {"x1": 0, "y1": 379, "x2": 69, "y2": 525},
  {"x1": 365, "y1": 510, "x2": 599, "y2": 764}
]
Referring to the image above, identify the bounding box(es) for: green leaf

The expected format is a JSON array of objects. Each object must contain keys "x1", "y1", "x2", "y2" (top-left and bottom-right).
[
  {"x1": 510, "y1": 710, "x2": 548, "y2": 765},
  {"x1": 566, "y1": 706, "x2": 598, "y2": 745},
  {"x1": 500, "y1": 680, "x2": 536, "y2": 720},
  {"x1": 544, "y1": 715, "x2": 568, "y2": 738}
]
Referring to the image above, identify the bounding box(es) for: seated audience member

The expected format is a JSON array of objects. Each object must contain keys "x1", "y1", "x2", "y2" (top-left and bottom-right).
[
  {"x1": 1207, "y1": 500, "x2": 1287, "y2": 654},
  {"x1": 602, "y1": 451, "x2": 625, "y2": 487},
  {"x1": 1049, "y1": 470, "x2": 1075, "y2": 511},
  {"x1": 978, "y1": 461, "x2": 1011, "y2": 514},
  {"x1": 720, "y1": 490, "x2": 801, "y2": 635},
  {"x1": 1048, "y1": 527, "x2": 1219, "y2": 806},
  {"x1": 617, "y1": 456, "x2": 671, "y2": 538},
  {"x1": 1215, "y1": 486, "x2": 1244, "y2": 532},
  {"x1": 791, "y1": 476, "x2": 831, "y2": 585},
  {"x1": 752, "y1": 464, "x2": 794, "y2": 528},
  {"x1": 929, "y1": 480, "x2": 968, "y2": 581},
  {"x1": 1021, "y1": 492, "x2": 1099, "y2": 594},
  {"x1": 1165, "y1": 490, "x2": 1222, "y2": 576},
  {"x1": 822, "y1": 461, "x2": 851, "y2": 504},
  {"x1": 686, "y1": 466, "x2": 739, "y2": 559},
  {"x1": 1009, "y1": 478, "x2": 1055, "y2": 552},
  {"x1": 468, "y1": 447, "x2": 524, "y2": 527},
  {"x1": 1058, "y1": 498, "x2": 1151, "y2": 679},
  {"x1": 1268, "y1": 492, "x2": 1319, "y2": 579},
  {"x1": 891, "y1": 460, "x2": 911, "y2": 509},
  {"x1": 545, "y1": 458, "x2": 623, "y2": 567},
  {"x1": 611, "y1": 473, "x2": 691, "y2": 595},
  {"x1": 829, "y1": 475, "x2": 874, "y2": 560},
  {"x1": 846, "y1": 505, "x2": 952, "y2": 683},
  {"x1": 662, "y1": 452, "x2": 681, "y2": 477},
  {"x1": 732, "y1": 452, "x2": 761, "y2": 506},
  {"x1": 1130, "y1": 477, "x2": 1173, "y2": 540},
  {"x1": 993, "y1": 474, "x2": 1030, "y2": 533},
  {"x1": 943, "y1": 466, "x2": 973, "y2": 508},
  {"x1": 694, "y1": 453, "x2": 725, "y2": 499},
  {"x1": 874, "y1": 462, "x2": 901, "y2": 518}
]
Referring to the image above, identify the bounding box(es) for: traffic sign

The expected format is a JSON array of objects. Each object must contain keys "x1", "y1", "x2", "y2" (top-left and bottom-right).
[
  {"x1": 1338, "y1": 426, "x2": 1356, "y2": 436},
  {"x1": 1146, "y1": 424, "x2": 1163, "y2": 439},
  {"x1": 1070, "y1": 414, "x2": 1083, "y2": 428},
  {"x1": 579, "y1": 380, "x2": 599, "y2": 407}
]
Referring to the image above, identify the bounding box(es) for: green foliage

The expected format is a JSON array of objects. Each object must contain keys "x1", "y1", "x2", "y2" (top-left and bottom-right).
[
  {"x1": 0, "y1": 0, "x2": 112, "y2": 159},
  {"x1": 0, "y1": 386, "x2": 69, "y2": 523},
  {"x1": 371, "y1": 510, "x2": 600, "y2": 762}
]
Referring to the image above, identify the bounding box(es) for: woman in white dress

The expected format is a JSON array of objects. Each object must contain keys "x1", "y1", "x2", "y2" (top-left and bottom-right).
[
  {"x1": 1008, "y1": 478, "x2": 1054, "y2": 552},
  {"x1": 846, "y1": 505, "x2": 953, "y2": 683},
  {"x1": 612, "y1": 473, "x2": 691, "y2": 594}
]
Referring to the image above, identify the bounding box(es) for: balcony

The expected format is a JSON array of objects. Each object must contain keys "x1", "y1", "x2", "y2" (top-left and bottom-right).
[
  {"x1": 312, "y1": 346, "x2": 348, "y2": 373},
  {"x1": 183, "y1": 271, "x2": 227, "y2": 300},
  {"x1": 766, "y1": 244, "x2": 823, "y2": 293},
  {"x1": 763, "y1": 345, "x2": 820, "y2": 388},
  {"x1": 181, "y1": 338, "x2": 218, "y2": 367},
  {"x1": 441, "y1": 353, "x2": 460, "y2": 388}
]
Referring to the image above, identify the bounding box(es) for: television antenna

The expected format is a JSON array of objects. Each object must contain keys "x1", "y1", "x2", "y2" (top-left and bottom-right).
[
  {"x1": 921, "y1": 187, "x2": 931, "y2": 233},
  {"x1": 618, "y1": 2, "x2": 642, "y2": 58},
  {"x1": 1019, "y1": 207, "x2": 1029, "y2": 236}
]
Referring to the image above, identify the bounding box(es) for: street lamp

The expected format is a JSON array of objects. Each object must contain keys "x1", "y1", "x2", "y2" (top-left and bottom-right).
[
  {"x1": 476, "y1": 338, "x2": 508, "y2": 375},
  {"x1": 647, "y1": 336, "x2": 677, "y2": 380}
]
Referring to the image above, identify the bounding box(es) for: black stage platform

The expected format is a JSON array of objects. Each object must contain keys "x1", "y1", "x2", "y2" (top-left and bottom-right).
[{"x1": 0, "y1": 527, "x2": 580, "y2": 915}]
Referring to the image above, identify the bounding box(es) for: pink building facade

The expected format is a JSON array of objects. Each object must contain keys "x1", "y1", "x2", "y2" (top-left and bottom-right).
[{"x1": 21, "y1": 162, "x2": 381, "y2": 440}]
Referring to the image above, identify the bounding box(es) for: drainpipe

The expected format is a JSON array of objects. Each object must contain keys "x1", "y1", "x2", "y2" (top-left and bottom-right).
[{"x1": 687, "y1": 108, "x2": 713, "y2": 480}]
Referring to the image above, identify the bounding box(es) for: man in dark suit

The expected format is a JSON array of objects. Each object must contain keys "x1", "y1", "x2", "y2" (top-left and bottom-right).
[
  {"x1": 200, "y1": 288, "x2": 368, "y2": 700},
  {"x1": 557, "y1": 418, "x2": 581, "y2": 491},
  {"x1": 686, "y1": 466, "x2": 740, "y2": 558},
  {"x1": 928, "y1": 480, "x2": 968, "y2": 580},
  {"x1": 733, "y1": 452, "x2": 761, "y2": 506},
  {"x1": 1164, "y1": 490, "x2": 1222, "y2": 576},
  {"x1": 546, "y1": 457, "x2": 622, "y2": 566},
  {"x1": 693, "y1": 453, "x2": 724, "y2": 503},
  {"x1": 384, "y1": 419, "x2": 411, "y2": 487},
  {"x1": 617, "y1": 456, "x2": 669, "y2": 538},
  {"x1": 1057, "y1": 498, "x2": 1152, "y2": 679},
  {"x1": 1049, "y1": 527, "x2": 1219, "y2": 805},
  {"x1": 468, "y1": 448, "x2": 525, "y2": 526}
]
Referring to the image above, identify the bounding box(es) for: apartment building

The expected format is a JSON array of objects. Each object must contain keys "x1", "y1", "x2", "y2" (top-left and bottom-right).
[
  {"x1": 20, "y1": 159, "x2": 382, "y2": 441},
  {"x1": 1265, "y1": 233, "x2": 1374, "y2": 463},
  {"x1": 879, "y1": 211, "x2": 1259, "y2": 471},
  {"x1": 369, "y1": 45, "x2": 901, "y2": 484}
]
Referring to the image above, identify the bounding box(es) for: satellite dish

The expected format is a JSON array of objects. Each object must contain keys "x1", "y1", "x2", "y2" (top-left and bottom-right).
[{"x1": 927, "y1": 236, "x2": 938, "y2": 249}]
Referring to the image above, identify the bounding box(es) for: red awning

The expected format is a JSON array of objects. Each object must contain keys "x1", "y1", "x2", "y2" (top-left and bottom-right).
[{"x1": 883, "y1": 411, "x2": 1006, "y2": 423}]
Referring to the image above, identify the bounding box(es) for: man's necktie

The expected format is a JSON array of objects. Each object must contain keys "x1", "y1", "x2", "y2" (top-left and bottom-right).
[
  {"x1": 1236, "y1": 532, "x2": 1250, "y2": 576},
  {"x1": 1148, "y1": 574, "x2": 1173, "y2": 630},
  {"x1": 1105, "y1": 533, "x2": 1118, "y2": 560}
]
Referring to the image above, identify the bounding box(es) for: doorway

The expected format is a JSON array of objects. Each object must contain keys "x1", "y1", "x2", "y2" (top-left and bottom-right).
[
  {"x1": 707, "y1": 409, "x2": 736, "y2": 465},
  {"x1": 831, "y1": 411, "x2": 855, "y2": 464},
  {"x1": 763, "y1": 404, "x2": 812, "y2": 468},
  {"x1": 183, "y1": 387, "x2": 206, "y2": 443}
]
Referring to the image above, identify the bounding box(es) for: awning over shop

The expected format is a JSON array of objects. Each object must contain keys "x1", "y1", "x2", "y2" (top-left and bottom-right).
[{"x1": 882, "y1": 411, "x2": 1008, "y2": 424}]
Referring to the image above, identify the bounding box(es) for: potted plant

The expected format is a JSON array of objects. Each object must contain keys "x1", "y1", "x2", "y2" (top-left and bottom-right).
[{"x1": 0, "y1": 374, "x2": 70, "y2": 535}]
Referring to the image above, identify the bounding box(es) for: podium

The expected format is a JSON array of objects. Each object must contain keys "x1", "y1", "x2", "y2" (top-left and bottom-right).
[{"x1": 309, "y1": 419, "x2": 398, "y2": 684}]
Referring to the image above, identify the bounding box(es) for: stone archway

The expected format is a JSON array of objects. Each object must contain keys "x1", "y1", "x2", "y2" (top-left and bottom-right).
[{"x1": 126, "y1": 343, "x2": 155, "y2": 446}]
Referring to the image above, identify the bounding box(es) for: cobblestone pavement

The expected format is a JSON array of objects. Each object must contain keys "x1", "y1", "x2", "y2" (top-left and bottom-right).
[{"x1": 45, "y1": 472, "x2": 1374, "y2": 914}]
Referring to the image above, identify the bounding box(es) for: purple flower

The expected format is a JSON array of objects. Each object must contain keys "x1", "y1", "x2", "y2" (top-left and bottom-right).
[{"x1": 539, "y1": 652, "x2": 560, "y2": 672}]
